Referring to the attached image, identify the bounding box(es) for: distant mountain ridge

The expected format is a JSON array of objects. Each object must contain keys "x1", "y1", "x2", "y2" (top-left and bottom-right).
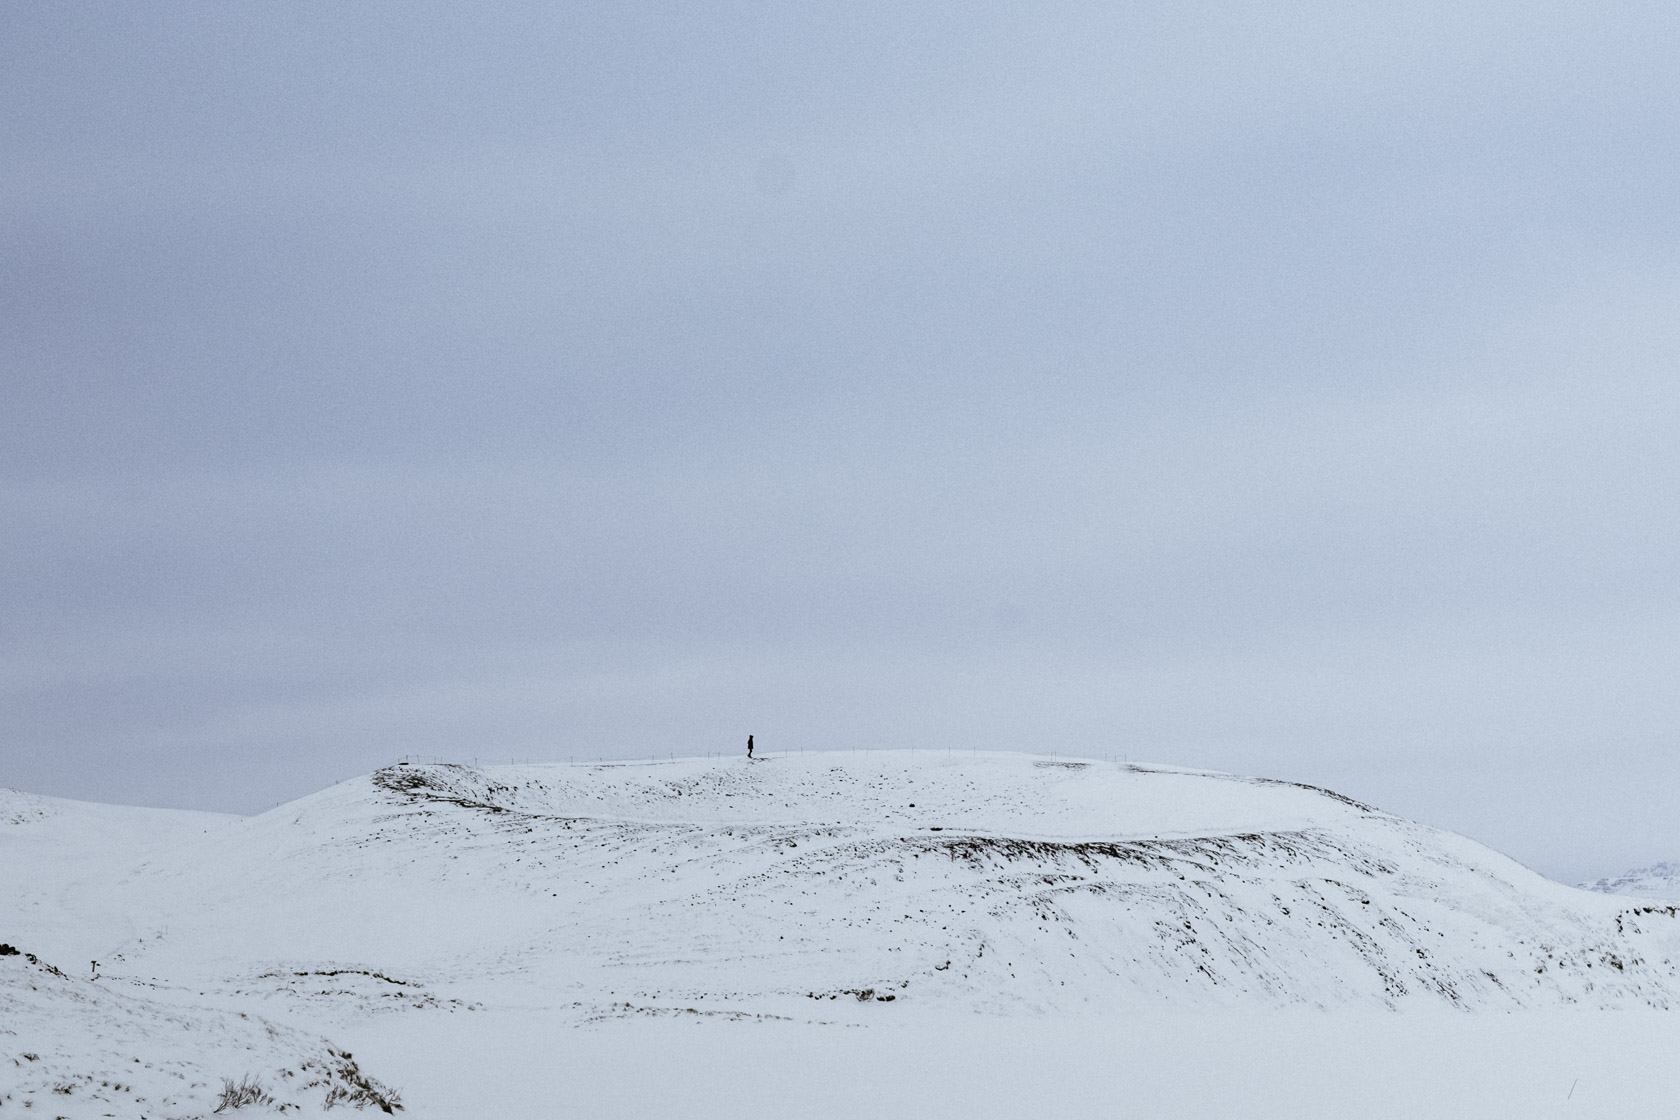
[{"x1": 1582, "y1": 861, "x2": 1680, "y2": 901}]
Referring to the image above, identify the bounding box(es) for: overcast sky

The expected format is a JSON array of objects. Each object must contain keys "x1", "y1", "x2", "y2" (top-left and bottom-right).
[{"x1": 5, "y1": 2, "x2": 1679, "y2": 882}]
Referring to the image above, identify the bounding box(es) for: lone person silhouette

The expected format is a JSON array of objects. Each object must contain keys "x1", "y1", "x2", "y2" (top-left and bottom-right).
[{"x1": 747, "y1": 734, "x2": 754, "y2": 759}]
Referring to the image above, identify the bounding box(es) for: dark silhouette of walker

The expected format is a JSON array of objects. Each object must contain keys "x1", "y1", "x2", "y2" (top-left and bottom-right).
[{"x1": 747, "y1": 734, "x2": 754, "y2": 759}]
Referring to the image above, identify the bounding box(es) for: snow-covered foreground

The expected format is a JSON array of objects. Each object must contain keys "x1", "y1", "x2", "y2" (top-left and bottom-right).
[
  {"x1": 352, "y1": 1005, "x2": 1680, "y2": 1119},
  {"x1": 6, "y1": 750, "x2": 1680, "y2": 1117}
]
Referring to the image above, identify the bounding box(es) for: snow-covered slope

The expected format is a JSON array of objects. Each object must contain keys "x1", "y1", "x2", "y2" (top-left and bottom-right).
[
  {"x1": 0, "y1": 943, "x2": 401, "y2": 1116},
  {"x1": 13, "y1": 752, "x2": 1677, "y2": 1039},
  {"x1": 1, "y1": 788, "x2": 401, "y2": 1116},
  {"x1": 1583, "y1": 861, "x2": 1680, "y2": 901},
  {"x1": 1, "y1": 786, "x2": 235, "y2": 967}
]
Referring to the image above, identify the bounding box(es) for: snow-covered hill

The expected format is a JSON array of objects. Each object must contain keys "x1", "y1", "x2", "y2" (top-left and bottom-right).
[
  {"x1": 344, "y1": 753, "x2": 1677, "y2": 1014},
  {"x1": 1583, "y1": 861, "x2": 1680, "y2": 901},
  {"x1": 18, "y1": 754, "x2": 1680, "y2": 1020},
  {"x1": 8, "y1": 752, "x2": 1680, "y2": 1115}
]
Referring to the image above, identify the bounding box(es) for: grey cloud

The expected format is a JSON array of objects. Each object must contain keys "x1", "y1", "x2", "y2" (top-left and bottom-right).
[{"x1": 5, "y1": 2, "x2": 1680, "y2": 883}]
